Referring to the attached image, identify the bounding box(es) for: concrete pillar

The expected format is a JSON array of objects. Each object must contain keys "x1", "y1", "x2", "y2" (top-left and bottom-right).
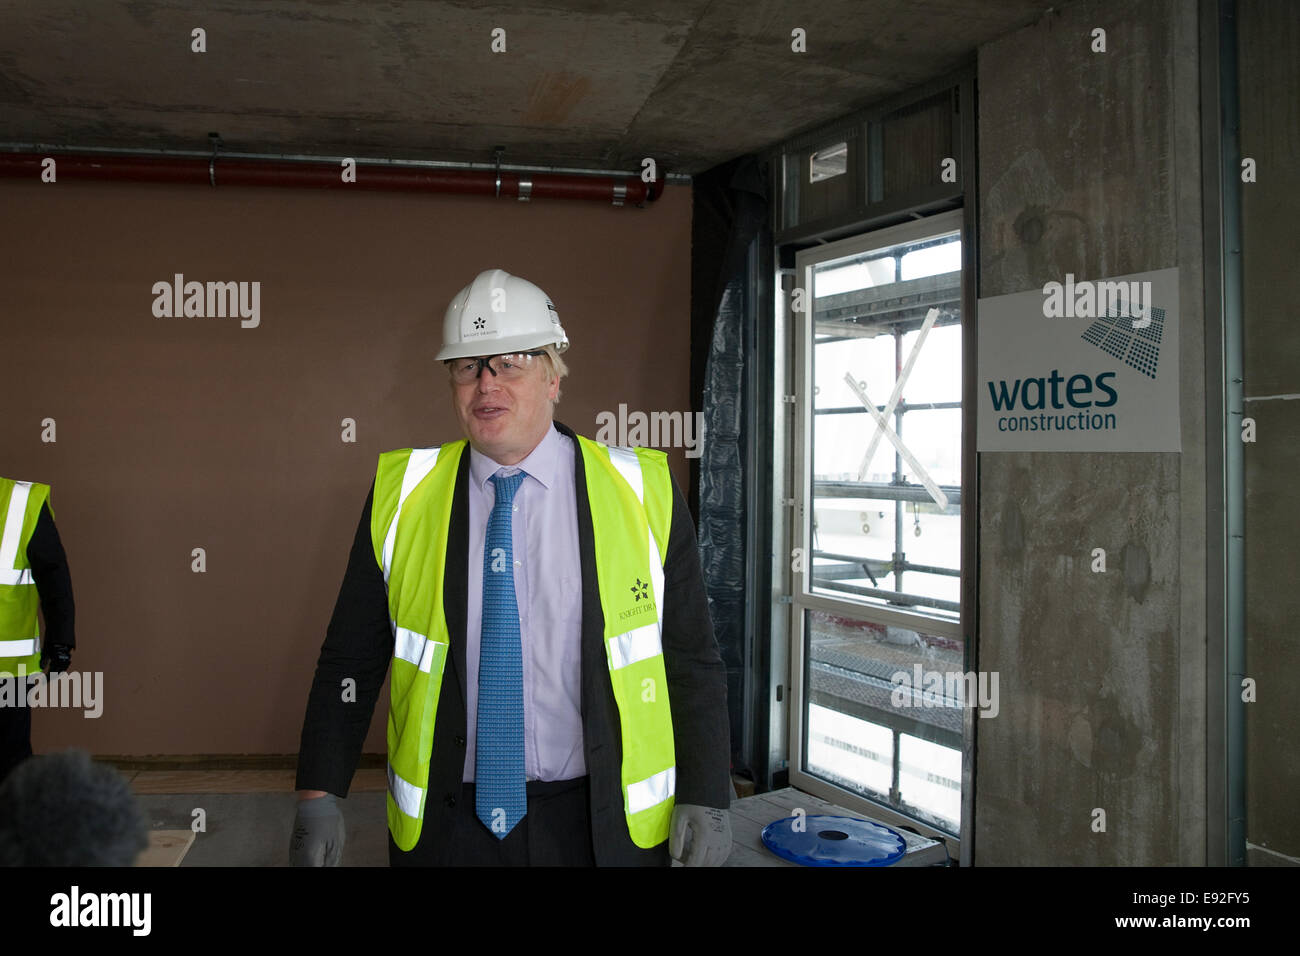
[{"x1": 975, "y1": 0, "x2": 1206, "y2": 864}]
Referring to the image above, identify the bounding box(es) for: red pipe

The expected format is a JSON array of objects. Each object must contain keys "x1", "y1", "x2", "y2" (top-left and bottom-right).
[{"x1": 0, "y1": 151, "x2": 662, "y2": 205}]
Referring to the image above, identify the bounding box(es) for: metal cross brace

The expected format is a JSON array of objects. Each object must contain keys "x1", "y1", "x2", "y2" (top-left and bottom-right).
[
  {"x1": 844, "y1": 374, "x2": 950, "y2": 510},
  {"x1": 856, "y1": 307, "x2": 939, "y2": 480}
]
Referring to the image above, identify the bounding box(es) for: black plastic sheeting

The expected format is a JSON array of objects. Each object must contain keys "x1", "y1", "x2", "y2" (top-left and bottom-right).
[
  {"x1": 699, "y1": 278, "x2": 748, "y2": 774},
  {"x1": 690, "y1": 155, "x2": 768, "y2": 778}
]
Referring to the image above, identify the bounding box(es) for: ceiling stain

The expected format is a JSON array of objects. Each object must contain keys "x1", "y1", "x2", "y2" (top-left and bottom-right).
[{"x1": 523, "y1": 71, "x2": 592, "y2": 126}]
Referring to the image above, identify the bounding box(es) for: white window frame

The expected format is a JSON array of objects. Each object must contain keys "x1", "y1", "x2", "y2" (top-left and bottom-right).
[{"x1": 786, "y1": 208, "x2": 967, "y2": 855}]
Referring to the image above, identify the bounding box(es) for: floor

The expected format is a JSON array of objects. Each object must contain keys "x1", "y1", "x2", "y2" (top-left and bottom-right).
[
  {"x1": 127, "y1": 770, "x2": 949, "y2": 867},
  {"x1": 129, "y1": 769, "x2": 389, "y2": 867}
]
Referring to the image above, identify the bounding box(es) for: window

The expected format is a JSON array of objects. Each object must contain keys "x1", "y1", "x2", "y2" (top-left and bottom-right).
[{"x1": 788, "y1": 209, "x2": 966, "y2": 835}]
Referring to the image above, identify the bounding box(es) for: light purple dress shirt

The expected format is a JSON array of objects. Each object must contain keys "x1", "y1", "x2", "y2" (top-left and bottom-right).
[{"x1": 463, "y1": 423, "x2": 585, "y2": 783}]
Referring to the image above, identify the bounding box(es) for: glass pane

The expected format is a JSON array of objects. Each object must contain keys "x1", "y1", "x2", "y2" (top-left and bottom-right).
[
  {"x1": 803, "y1": 608, "x2": 961, "y2": 833},
  {"x1": 807, "y1": 703, "x2": 893, "y2": 796},
  {"x1": 900, "y1": 326, "x2": 962, "y2": 406},
  {"x1": 807, "y1": 227, "x2": 962, "y2": 621},
  {"x1": 899, "y1": 734, "x2": 961, "y2": 830}
]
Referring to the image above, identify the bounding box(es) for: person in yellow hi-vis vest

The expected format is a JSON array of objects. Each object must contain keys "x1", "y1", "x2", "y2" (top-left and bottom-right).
[
  {"x1": 0, "y1": 477, "x2": 76, "y2": 782},
  {"x1": 292, "y1": 269, "x2": 732, "y2": 866}
]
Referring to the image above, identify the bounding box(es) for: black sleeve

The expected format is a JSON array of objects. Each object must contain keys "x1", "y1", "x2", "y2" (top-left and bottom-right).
[
  {"x1": 26, "y1": 503, "x2": 75, "y2": 649},
  {"x1": 295, "y1": 484, "x2": 394, "y2": 797},
  {"x1": 659, "y1": 472, "x2": 733, "y2": 810}
]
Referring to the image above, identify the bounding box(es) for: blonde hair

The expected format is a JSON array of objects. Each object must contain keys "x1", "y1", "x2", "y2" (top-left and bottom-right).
[{"x1": 540, "y1": 344, "x2": 569, "y2": 404}]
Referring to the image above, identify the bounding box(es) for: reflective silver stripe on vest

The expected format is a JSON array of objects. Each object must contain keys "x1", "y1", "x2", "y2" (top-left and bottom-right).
[
  {"x1": 392, "y1": 624, "x2": 425, "y2": 669},
  {"x1": 0, "y1": 482, "x2": 32, "y2": 576},
  {"x1": 392, "y1": 623, "x2": 444, "y2": 674},
  {"x1": 0, "y1": 569, "x2": 33, "y2": 586},
  {"x1": 626, "y1": 766, "x2": 676, "y2": 814},
  {"x1": 607, "y1": 621, "x2": 663, "y2": 671},
  {"x1": 387, "y1": 761, "x2": 425, "y2": 819},
  {"x1": 381, "y1": 447, "x2": 441, "y2": 584},
  {"x1": 0, "y1": 638, "x2": 39, "y2": 656},
  {"x1": 604, "y1": 446, "x2": 666, "y2": 626}
]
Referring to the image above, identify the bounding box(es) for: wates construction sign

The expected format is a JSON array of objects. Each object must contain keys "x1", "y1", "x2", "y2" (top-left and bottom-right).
[{"x1": 976, "y1": 267, "x2": 1180, "y2": 452}]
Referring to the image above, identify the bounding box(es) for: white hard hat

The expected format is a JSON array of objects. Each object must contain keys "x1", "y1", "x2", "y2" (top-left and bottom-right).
[{"x1": 436, "y1": 268, "x2": 569, "y2": 361}]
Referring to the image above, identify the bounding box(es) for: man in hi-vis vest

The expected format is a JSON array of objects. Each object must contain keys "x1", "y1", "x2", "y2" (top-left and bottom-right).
[
  {"x1": 0, "y1": 477, "x2": 76, "y2": 782},
  {"x1": 292, "y1": 269, "x2": 732, "y2": 866}
]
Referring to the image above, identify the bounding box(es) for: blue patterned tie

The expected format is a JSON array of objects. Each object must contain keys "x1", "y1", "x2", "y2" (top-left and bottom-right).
[{"x1": 476, "y1": 469, "x2": 527, "y2": 838}]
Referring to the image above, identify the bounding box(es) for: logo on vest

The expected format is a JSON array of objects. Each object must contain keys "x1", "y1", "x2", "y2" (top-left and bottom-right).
[
  {"x1": 618, "y1": 604, "x2": 654, "y2": 622},
  {"x1": 620, "y1": 581, "x2": 655, "y2": 621}
]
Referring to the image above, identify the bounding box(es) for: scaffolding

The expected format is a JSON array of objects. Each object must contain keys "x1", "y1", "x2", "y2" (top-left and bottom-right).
[{"x1": 810, "y1": 256, "x2": 962, "y2": 616}]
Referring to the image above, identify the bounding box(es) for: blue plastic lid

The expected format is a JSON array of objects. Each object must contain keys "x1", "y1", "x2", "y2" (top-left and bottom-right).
[{"x1": 761, "y1": 814, "x2": 906, "y2": 867}]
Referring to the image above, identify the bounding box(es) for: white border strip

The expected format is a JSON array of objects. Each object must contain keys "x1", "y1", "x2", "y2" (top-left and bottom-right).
[
  {"x1": 387, "y1": 762, "x2": 425, "y2": 818},
  {"x1": 627, "y1": 766, "x2": 676, "y2": 814},
  {"x1": 605, "y1": 445, "x2": 666, "y2": 623},
  {"x1": 0, "y1": 482, "x2": 31, "y2": 572},
  {"x1": 607, "y1": 622, "x2": 662, "y2": 670},
  {"x1": 382, "y1": 447, "x2": 441, "y2": 581}
]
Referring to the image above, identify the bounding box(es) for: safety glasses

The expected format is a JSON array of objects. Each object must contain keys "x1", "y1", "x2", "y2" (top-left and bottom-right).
[{"x1": 446, "y1": 351, "x2": 546, "y2": 385}]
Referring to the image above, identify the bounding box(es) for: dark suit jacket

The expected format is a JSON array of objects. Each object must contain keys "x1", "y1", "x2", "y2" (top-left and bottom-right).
[
  {"x1": 296, "y1": 420, "x2": 731, "y2": 865},
  {"x1": 22, "y1": 503, "x2": 75, "y2": 653}
]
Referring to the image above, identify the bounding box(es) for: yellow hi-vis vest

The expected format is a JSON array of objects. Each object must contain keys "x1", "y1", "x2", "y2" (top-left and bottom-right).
[
  {"x1": 372, "y1": 435, "x2": 677, "y2": 852},
  {"x1": 0, "y1": 479, "x2": 50, "y2": 678}
]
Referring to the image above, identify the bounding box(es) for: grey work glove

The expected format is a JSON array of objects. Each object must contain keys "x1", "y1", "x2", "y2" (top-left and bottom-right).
[
  {"x1": 290, "y1": 793, "x2": 345, "y2": 867},
  {"x1": 669, "y1": 804, "x2": 732, "y2": 867}
]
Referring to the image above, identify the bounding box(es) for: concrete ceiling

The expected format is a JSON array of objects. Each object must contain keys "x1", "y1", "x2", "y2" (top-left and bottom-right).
[{"x1": 0, "y1": 0, "x2": 1053, "y2": 176}]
